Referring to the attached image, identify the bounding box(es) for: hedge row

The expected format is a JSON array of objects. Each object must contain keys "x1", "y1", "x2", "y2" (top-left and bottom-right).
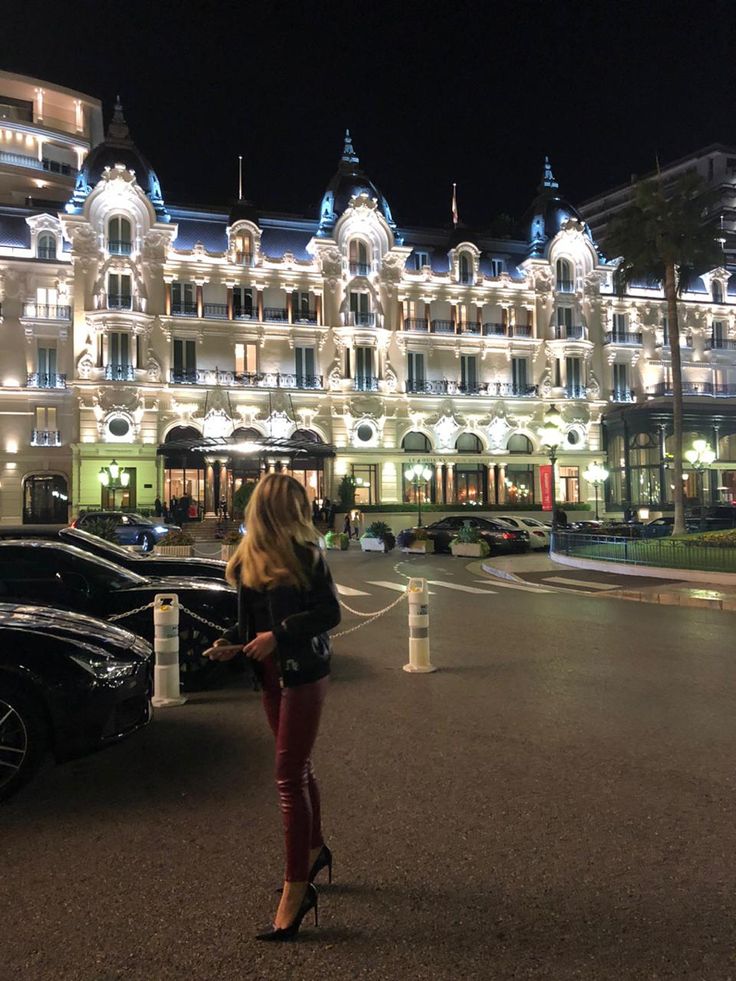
[{"x1": 339, "y1": 502, "x2": 592, "y2": 514}]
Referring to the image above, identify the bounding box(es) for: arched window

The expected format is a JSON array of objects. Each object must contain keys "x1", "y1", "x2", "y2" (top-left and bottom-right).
[
  {"x1": 23, "y1": 474, "x2": 68, "y2": 523},
  {"x1": 108, "y1": 216, "x2": 132, "y2": 255},
  {"x1": 712, "y1": 280, "x2": 724, "y2": 303},
  {"x1": 233, "y1": 231, "x2": 253, "y2": 266},
  {"x1": 402, "y1": 431, "x2": 432, "y2": 452},
  {"x1": 507, "y1": 433, "x2": 533, "y2": 454},
  {"x1": 292, "y1": 428, "x2": 323, "y2": 444},
  {"x1": 458, "y1": 252, "x2": 473, "y2": 285},
  {"x1": 349, "y1": 240, "x2": 370, "y2": 276},
  {"x1": 456, "y1": 433, "x2": 482, "y2": 453},
  {"x1": 37, "y1": 232, "x2": 56, "y2": 260},
  {"x1": 556, "y1": 258, "x2": 573, "y2": 292}
]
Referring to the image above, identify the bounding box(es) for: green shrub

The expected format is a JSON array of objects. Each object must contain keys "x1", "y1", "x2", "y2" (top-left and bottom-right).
[
  {"x1": 454, "y1": 523, "x2": 481, "y2": 544},
  {"x1": 337, "y1": 474, "x2": 356, "y2": 509},
  {"x1": 364, "y1": 520, "x2": 392, "y2": 540},
  {"x1": 161, "y1": 529, "x2": 194, "y2": 546},
  {"x1": 325, "y1": 531, "x2": 350, "y2": 550},
  {"x1": 223, "y1": 530, "x2": 242, "y2": 545},
  {"x1": 81, "y1": 516, "x2": 120, "y2": 543},
  {"x1": 232, "y1": 482, "x2": 256, "y2": 521}
]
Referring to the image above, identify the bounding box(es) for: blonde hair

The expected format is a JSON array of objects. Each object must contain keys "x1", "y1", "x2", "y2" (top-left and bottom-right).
[{"x1": 226, "y1": 473, "x2": 319, "y2": 590}]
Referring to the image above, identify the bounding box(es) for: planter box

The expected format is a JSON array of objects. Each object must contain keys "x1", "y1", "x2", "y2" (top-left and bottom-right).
[
  {"x1": 451, "y1": 542, "x2": 486, "y2": 558},
  {"x1": 401, "y1": 540, "x2": 435, "y2": 554},
  {"x1": 326, "y1": 541, "x2": 350, "y2": 551},
  {"x1": 155, "y1": 544, "x2": 194, "y2": 557},
  {"x1": 361, "y1": 537, "x2": 386, "y2": 553},
  {"x1": 220, "y1": 544, "x2": 238, "y2": 561}
]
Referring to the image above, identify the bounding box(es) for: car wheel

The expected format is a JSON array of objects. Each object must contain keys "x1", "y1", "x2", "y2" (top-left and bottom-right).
[
  {"x1": 138, "y1": 532, "x2": 155, "y2": 553},
  {"x1": 0, "y1": 685, "x2": 48, "y2": 802}
]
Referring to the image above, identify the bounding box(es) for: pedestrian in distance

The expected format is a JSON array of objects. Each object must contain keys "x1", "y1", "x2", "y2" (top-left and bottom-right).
[
  {"x1": 342, "y1": 512, "x2": 351, "y2": 538},
  {"x1": 554, "y1": 506, "x2": 568, "y2": 528},
  {"x1": 352, "y1": 510, "x2": 361, "y2": 541},
  {"x1": 205, "y1": 473, "x2": 341, "y2": 942},
  {"x1": 312, "y1": 498, "x2": 321, "y2": 525},
  {"x1": 219, "y1": 496, "x2": 227, "y2": 521},
  {"x1": 154, "y1": 496, "x2": 162, "y2": 518}
]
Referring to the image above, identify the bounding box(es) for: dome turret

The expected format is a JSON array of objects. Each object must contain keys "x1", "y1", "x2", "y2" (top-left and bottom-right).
[
  {"x1": 66, "y1": 99, "x2": 168, "y2": 220},
  {"x1": 525, "y1": 156, "x2": 590, "y2": 256},
  {"x1": 318, "y1": 130, "x2": 395, "y2": 234}
]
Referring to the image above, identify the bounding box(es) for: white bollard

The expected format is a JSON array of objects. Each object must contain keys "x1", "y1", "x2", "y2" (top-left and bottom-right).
[
  {"x1": 152, "y1": 593, "x2": 187, "y2": 707},
  {"x1": 403, "y1": 577, "x2": 436, "y2": 674}
]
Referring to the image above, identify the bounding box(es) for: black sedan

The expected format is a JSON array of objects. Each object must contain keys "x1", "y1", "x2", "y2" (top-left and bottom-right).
[
  {"x1": 0, "y1": 525, "x2": 227, "y2": 580},
  {"x1": 421, "y1": 516, "x2": 530, "y2": 554},
  {"x1": 0, "y1": 603, "x2": 152, "y2": 801},
  {"x1": 0, "y1": 540, "x2": 236, "y2": 690}
]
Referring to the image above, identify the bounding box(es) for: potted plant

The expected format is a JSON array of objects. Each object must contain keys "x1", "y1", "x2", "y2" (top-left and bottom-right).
[
  {"x1": 155, "y1": 528, "x2": 195, "y2": 557},
  {"x1": 361, "y1": 520, "x2": 395, "y2": 553},
  {"x1": 397, "y1": 526, "x2": 435, "y2": 555},
  {"x1": 220, "y1": 529, "x2": 242, "y2": 561},
  {"x1": 450, "y1": 524, "x2": 491, "y2": 558},
  {"x1": 325, "y1": 530, "x2": 350, "y2": 551}
]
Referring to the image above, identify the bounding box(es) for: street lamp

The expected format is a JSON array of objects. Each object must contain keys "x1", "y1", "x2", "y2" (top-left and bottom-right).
[
  {"x1": 539, "y1": 405, "x2": 565, "y2": 530},
  {"x1": 684, "y1": 439, "x2": 716, "y2": 528},
  {"x1": 98, "y1": 459, "x2": 130, "y2": 508},
  {"x1": 405, "y1": 463, "x2": 433, "y2": 527},
  {"x1": 582, "y1": 460, "x2": 610, "y2": 521}
]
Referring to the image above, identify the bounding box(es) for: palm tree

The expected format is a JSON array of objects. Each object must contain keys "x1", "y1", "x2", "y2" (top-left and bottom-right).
[{"x1": 605, "y1": 171, "x2": 722, "y2": 535}]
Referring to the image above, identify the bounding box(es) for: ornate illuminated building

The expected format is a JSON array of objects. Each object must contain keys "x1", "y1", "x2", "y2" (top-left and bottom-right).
[{"x1": 1, "y1": 70, "x2": 736, "y2": 524}]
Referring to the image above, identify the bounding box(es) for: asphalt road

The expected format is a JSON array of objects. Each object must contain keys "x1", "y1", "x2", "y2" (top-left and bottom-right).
[{"x1": 2, "y1": 548, "x2": 735, "y2": 980}]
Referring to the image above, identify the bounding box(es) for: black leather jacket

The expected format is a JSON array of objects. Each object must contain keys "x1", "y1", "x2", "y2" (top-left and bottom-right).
[{"x1": 223, "y1": 545, "x2": 341, "y2": 688}]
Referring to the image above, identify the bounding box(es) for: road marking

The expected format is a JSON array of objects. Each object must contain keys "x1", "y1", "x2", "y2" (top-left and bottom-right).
[
  {"x1": 336, "y1": 584, "x2": 371, "y2": 596},
  {"x1": 427, "y1": 581, "x2": 496, "y2": 594},
  {"x1": 474, "y1": 579, "x2": 553, "y2": 594},
  {"x1": 542, "y1": 576, "x2": 619, "y2": 591},
  {"x1": 367, "y1": 580, "x2": 436, "y2": 594}
]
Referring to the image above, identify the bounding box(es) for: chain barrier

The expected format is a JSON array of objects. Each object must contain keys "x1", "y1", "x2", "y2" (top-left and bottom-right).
[
  {"x1": 333, "y1": 589, "x2": 407, "y2": 638},
  {"x1": 109, "y1": 600, "x2": 228, "y2": 635},
  {"x1": 109, "y1": 601, "x2": 155, "y2": 622}
]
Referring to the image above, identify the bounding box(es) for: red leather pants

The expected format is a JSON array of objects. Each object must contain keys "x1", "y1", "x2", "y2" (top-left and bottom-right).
[{"x1": 261, "y1": 656, "x2": 328, "y2": 882}]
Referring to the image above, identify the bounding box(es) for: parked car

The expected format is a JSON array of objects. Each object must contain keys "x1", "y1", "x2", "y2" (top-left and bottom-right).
[
  {"x1": 71, "y1": 511, "x2": 179, "y2": 552},
  {"x1": 639, "y1": 515, "x2": 701, "y2": 538},
  {"x1": 0, "y1": 603, "x2": 152, "y2": 801},
  {"x1": 0, "y1": 541, "x2": 236, "y2": 689},
  {"x1": 686, "y1": 505, "x2": 736, "y2": 532},
  {"x1": 419, "y1": 516, "x2": 529, "y2": 554},
  {"x1": 499, "y1": 515, "x2": 551, "y2": 550},
  {"x1": 0, "y1": 525, "x2": 227, "y2": 580}
]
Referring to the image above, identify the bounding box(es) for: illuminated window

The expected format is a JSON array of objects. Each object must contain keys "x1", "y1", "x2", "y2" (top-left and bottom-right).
[
  {"x1": 108, "y1": 273, "x2": 132, "y2": 309},
  {"x1": 108, "y1": 216, "x2": 132, "y2": 255},
  {"x1": 37, "y1": 232, "x2": 56, "y2": 259},
  {"x1": 556, "y1": 258, "x2": 573, "y2": 292},
  {"x1": 351, "y1": 463, "x2": 378, "y2": 504},
  {"x1": 234, "y1": 232, "x2": 253, "y2": 266},
  {"x1": 233, "y1": 287, "x2": 254, "y2": 319},
  {"x1": 235, "y1": 342, "x2": 257, "y2": 375},
  {"x1": 412, "y1": 250, "x2": 429, "y2": 270},
  {"x1": 458, "y1": 252, "x2": 473, "y2": 284},
  {"x1": 712, "y1": 280, "x2": 724, "y2": 303},
  {"x1": 349, "y1": 240, "x2": 370, "y2": 276},
  {"x1": 171, "y1": 282, "x2": 195, "y2": 316}
]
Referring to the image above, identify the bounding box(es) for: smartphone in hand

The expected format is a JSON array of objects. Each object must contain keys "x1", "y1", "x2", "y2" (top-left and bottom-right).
[{"x1": 203, "y1": 644, "x2": 243, "y2": 660}]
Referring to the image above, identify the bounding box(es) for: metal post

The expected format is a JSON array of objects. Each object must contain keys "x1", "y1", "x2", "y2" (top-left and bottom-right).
[
  {"x1": 417, "y1": 479, "x2": 422, "y2": 528},
  {"x1": 550, "y1": 448, "x2": 557, "y2": 530},
  {"x1": 594, "y1": 481, "x2": 599, "y2": 521},
  {"x1": 152, "y1": 593, "x2": 186, "y2": 707},
  {"x1": 404, "y1": 578, "x2": 436, "y2": 674}
]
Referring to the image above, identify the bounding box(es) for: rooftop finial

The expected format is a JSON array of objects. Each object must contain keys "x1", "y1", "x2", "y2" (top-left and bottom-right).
[
  {"x1": 541, "y1": 155, "x2": 559, "y2": 190},
  {"x1": 107, "y1": 96, "x2": 130, "y2": 143},
  {"x1": 342, "y1": 128, "x2": 359, "y2": 165}
]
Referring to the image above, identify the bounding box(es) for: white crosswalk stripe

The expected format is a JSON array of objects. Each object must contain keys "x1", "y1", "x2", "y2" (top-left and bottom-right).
[
  {"x1": 366, "y1": 580, "x2": 409, "y2": 593},
  {"x1": 427, "y1": 580, "x2": 496, "y2": 595},
  {"x1": 474, "y1": 578, "x2": 553, "y2": 594},
  {"x1": 336, "y1": 584, "x2": 371, "y2": 596}
]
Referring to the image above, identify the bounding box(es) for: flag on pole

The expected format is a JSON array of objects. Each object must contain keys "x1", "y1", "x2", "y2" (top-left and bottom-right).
[{"x1": 451, "y1": 182, "x2": 458, "y2": 227}]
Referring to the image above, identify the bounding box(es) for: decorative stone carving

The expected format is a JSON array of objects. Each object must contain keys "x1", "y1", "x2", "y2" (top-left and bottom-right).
[
  {"x1": 146, "y1": 354, "x2": 162, "y2": 382},
  {"x1": 540, "y1": 367, "x2": 553, "y2": 398},
  {"x1": 69, "y1": 223, "x2": 100, "y2": 270},
  {"x1": 486, "y1": 415, "x2": 511, "y2": 451},
  {"x1": 586, "y1": 370, "x2": 601, "y2": 399},
  {"x1": 76, "y1": 351, "x2": 94, "y2": 379},
  {"x1": 328, "y1": 366, "x2": 343, "y2": 391},
  {"x1": 433, "y1": 413, "x2": 461, "y2": 451},
  {"x1": 384, "y1": 362, "x2": 398, "y2": 393},
  {"x1": 141, "y1": 229, "x2": 170, "y2": 269}
]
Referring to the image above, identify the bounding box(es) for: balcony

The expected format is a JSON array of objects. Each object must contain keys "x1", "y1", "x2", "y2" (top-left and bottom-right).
[
  {"x1": 403, "y1": 318, "x2": 429, "y2": 332},
  {"x1": 107, "y1": 294, "x2": 133, "y2": 311},
  {"x1": 27, "y1": 372, "x2": 66, "y2": 389},
  {"x1": 22, "y1": 303, "x2": 71, "y2": 320},
  {"x1": 556, "y1": 280, "x2": 574, "y2": 293},
  {"x1": 203, "y1": 303, "x2": 228, "y2": 319},
  {"x1": 293, "y1": 311, "x2": 318, "y2": 324},
  {"x1": 31, "y1": 429, "x2": 61, "y2": 447},
  {"x1": 169, "y1": 369, "x2": 323, "y2": 390},
  {"x1": 263, "y1": 306, "x2": 288, "y2": 322},
  {"x1": 346, "y1": 311, "x2": 376, "y2": 327},
  {"x1": 406, "y1": 379, "x2": 539, "y2": 398},
  {"x1": 431, "y1": 319, "x2": 455, "y2": 334},
  {"x1": 482, "y1": 322, "x2": 507, "y2": 336},
  {"x1": 234, "y1": 251, "x2": 253, "y2": 266},
  {"x1": 555, "y1": 324, "x2": 586, "y2": 340},
  {"x1": 234, "y1": 307, "x2": 256, "y2": 321},
  {"x1": 172, "y1": 303, "x2": 197, "y2": 317},
  {"x1": 610, "y1": 388, "x2": 637, "y2": 402},
  {"x1": 707, "y1": 338, "x2": 736, "y2": 351},
  {"x1": 108, "y1": 239, "x2": 132, "y2": 256},
  {"x1": 349, "y1": 261, "x2": 370, "y2": 276},
  {"x1": 489, "y1": 382, "x2": 539, "y2": 398},
  {"x1": 564, "y1": 384, "x2": 587, "y2": 399},
  {"x1": 646, "y1": 382, "x2": 736, "y2": 398},
  {"x1": 353, "y1": 376, "x2": 379, "y2": 392},
  {"x1": 604, "y1": 331, "x2": 642, "y2": 345},
  {"x1": 104, "y1": 363, "x2": 136, "y2": 381},
  {"x1": 510, "y1": 324, "x2": 533, "y2": 338},
  {"x1": 458, "y1": 321, "x2": 481, "y2": 335}
]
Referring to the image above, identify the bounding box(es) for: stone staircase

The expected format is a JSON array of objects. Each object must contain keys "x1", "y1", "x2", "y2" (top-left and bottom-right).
[{"x1": 185, "y1": 517, "x2": 238, "y2": 542}]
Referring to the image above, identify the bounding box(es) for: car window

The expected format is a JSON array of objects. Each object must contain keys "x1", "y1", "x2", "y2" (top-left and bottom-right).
[
  {"x1": 432, "y1": 521, "x2": 452, "y2": 531},
  {"x1": 0, "y1": 542, "x2": 146, "y2": 590},
  {"x1": 63, "y1": 527, "x2": 131, "y2": 558}
]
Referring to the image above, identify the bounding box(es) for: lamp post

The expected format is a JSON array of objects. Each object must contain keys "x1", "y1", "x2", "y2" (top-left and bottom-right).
[
  {"x1": 98, "y1": 459, "x2": 130, "y2": 509},
  {"x1": 539, "y1": 405, "x2": 565, "y2": 531},
  {"x1": 582, "y1": 461, "x2": 610, "y2": 522},
  {"x1": 684, "y1": 439, "x2": 716, "y2": 530},
  {"x1": 405, "y1": 463, "x2": 433, "y2": 527}
]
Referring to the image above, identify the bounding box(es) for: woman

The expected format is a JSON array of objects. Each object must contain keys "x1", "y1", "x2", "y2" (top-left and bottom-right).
[{"x1": 207, "y1": 473, "x2": 341, "y2": 941}]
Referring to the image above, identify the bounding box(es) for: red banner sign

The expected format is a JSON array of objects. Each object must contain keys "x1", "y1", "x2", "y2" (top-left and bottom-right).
[{"x1": 540, "y1": 465, "x2": 553, "y2": 511}]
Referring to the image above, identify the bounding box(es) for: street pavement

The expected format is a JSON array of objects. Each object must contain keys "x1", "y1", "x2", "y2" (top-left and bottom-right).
[{"x1": 2, "y1": 547, "x2": 736, "y2": 980}]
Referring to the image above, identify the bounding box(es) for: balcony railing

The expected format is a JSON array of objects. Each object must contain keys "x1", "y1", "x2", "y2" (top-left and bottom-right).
[
  {"x1": 605, "y1": 331, "x2": 642, "y2": 345},
  {"x1": 346, "y1": 311, "x2": 376, "y2": 327},
  {"x1": 646, "y1": 382, "x2": 736, "y2": 398},
  {"x1": 482, "y1": 322, "x2": 507, "y2": 336},
  {"x1": 31, "y1": 429, "x2": 61, "y2": 447},
  {"x1": 172, "y1": 303, "x2": 197, "y2": 317},
  {"x1": 403, "y1": 318, "x2": 429, "y2": 332},
  {"x1": 708, "y1": 338, "x2": 736, "y2": 350},
  {"x1": 0, "y1": 150, "x2": 77, "y2": 176},
  {"x1": 458, "y1": 321, "x2": 481, "y2": 335},
  {"x1": 107, "y1": 294, "x2": 133, "y2": 310},
  {"x1": 234, "y1": 307, "x2": 256, "y2": 320},
  {"x1": 294, "y1": 312, "x2": 318, "y2": 324},
  {"x1": 104, "y1": 363, "x2": 136, "y2": 381},
  {"x1": 22, "y1": 303, "x2": 71, "y2": 320},
  {"x1": 406, "y1": 379, "x2": 539, "y2": 398},
  {"x1": 108, "y1": 239, "x2": 132, "y2": 255},
  {"x1": 510, "y1": 324, "x2": 533, "y2": 338},
  {"x1": 564, "y1": 384, "x2": 587, "y2": 399},
  {"x1": 27, "y1": 372, "x2": 66, "y2": 389},
  {"x1": 234, "y1": 251, "x2": 253, "y2": 266},
  {"x1": 353, "y1": 376, "x2": 379, "y2": 391},
  {"x1": 169, "y1": 369, "x2": 323, "y2": 389},
  {"x1": 263, "y1": 306, "x2": 288, "y2": 322},
  {"x1": 431, "y1": 319, "x2": 455, "y2": 334},
  {"x1": 556, "y1": 280, "x2": 574, "y2": 292},
  {"x1": 349, "y1": 261, "x2": 370, "y2": 276},
  {"x1": 555, "y1": 324, "x2": 586, "y2": 340},
  {"x1": 490, "y1": 382, "x2": 539, "y2": 398},
  {"x1": 610, "y1": 388, "x2": 637, "y2": 402},
  {"x1": 203, "y1": 303, "x2": 228, "y2": 319}
]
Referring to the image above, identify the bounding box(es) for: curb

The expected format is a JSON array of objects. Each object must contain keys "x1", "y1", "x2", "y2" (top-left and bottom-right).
[
  {"x1": 599, "y1": 587, "x2": 736, "y2": 613},
  {"x1": 550, "y1": 549, "x2": 736, "y2": 586},
  {"x1": 480, "y1": 561, "x2": 528, "y2": 584}
]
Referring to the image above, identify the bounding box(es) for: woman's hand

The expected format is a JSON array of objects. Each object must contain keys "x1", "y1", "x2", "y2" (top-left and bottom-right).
[
  {"x1": 203, "y1": 638, "x2": 243, "y2": 661},
  {"x1": 242, "y1": 630, "x2": 277, "y2": 662}
]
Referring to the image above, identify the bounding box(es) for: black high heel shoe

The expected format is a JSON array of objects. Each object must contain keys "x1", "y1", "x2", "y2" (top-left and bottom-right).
[
  {"x1": 256, "y1": 883, "x2": 319, "y2": 942},
  {"x1": 309, "y1": 844, "x2": 333, "y2": 884}
]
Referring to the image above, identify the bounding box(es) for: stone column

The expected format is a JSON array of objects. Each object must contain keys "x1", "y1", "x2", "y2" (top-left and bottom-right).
[
  {"x1": 204, "y1": 460, "x2": 216, "y2": 516},
  {"x1": 226, "y1": 286, "x2": 234, "y2": 320},
  {"x1": 164, "y1": 282, "x2": 172, "y2": 316},
  {"x1": 257, "y1": 288, "x2": 264, "y2": 322},
  {"x1": 316, "y1": 293, "x2": 322, "y2": 326},
  {"x1": 196, "y1": 284, "x2": 203, "y2": 318},
  {"x1": 287, "y1": 290, "x2": 293, "y2": 325},
  {"x1": 435, "y1": 463, "x2": 444, "y2": 504}
]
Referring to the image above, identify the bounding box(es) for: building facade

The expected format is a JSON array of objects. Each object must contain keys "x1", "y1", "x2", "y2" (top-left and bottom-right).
[{"x1": 1, "y1": 74, "x2": 736, "y2": 525}]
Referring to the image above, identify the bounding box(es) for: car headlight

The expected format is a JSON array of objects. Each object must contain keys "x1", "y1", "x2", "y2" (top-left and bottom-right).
[
  {"x1": 154, "y1": 525, "x2": 168, "y2": 534},
  {"x1": 70, "y1": 655, "x2": 136, "y2": 680}
]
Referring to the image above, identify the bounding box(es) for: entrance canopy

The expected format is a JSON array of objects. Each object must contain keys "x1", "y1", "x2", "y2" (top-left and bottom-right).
[{"x1": 158, "y1": 429, "x2": 335, "y2": 464}]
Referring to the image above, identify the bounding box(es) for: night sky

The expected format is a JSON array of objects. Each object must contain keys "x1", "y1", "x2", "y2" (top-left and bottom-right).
[{"x1": 3, "y1": 0, "x2": 735, "y2": 230}]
